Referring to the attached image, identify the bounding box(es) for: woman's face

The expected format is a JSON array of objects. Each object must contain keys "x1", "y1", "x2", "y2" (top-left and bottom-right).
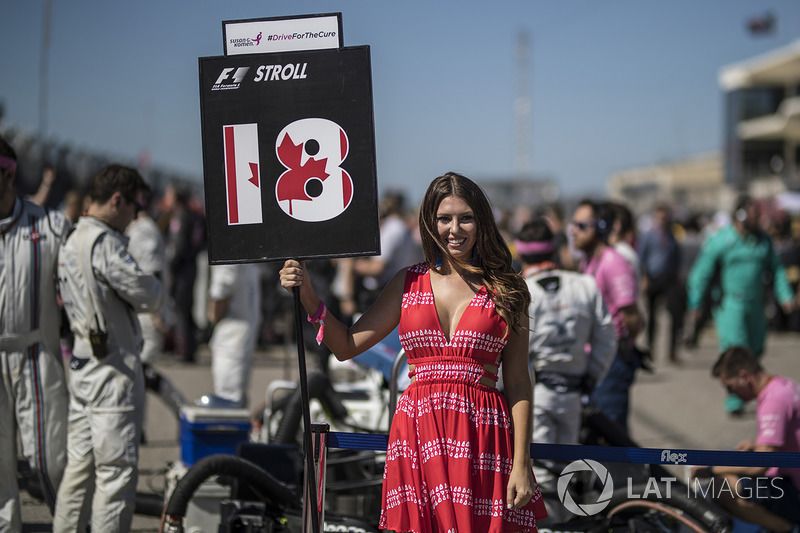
[{"x1": 436, "y1": 195, "x2": 477, "y2": 264}]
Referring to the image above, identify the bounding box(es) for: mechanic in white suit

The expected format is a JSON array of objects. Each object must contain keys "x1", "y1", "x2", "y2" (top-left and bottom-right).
[
  {"x1": 517, "y1": 218, "x2": 617, "y2": 518},
  {"x1": 126, "y1": 195, "x2": 183, "y2": 423},
  {"x1": 54, "y1": 164, "x2": 161, "y2": 533},
  {"x1": 0, "y1": 136, "x2": 69, "y2": 531},
  {"x1": 126, "y1": 197, "x2": 172, "y2": 367},
  {"x1": 207, "y1": 262, "x2": 262, "y2": 407}
]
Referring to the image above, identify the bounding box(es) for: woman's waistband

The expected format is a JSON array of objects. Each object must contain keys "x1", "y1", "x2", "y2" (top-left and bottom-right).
[{"x1": 409, "y1": 360, "x2": 498, "y2": 387}]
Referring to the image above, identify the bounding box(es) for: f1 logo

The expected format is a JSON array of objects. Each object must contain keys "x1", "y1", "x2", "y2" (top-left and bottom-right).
[
  {"x1": 215, "y1": 67, "x2": 250, "y2": 85},
  {"x1": 275, "y1": 118, "x2": 353, "y2": 222}
]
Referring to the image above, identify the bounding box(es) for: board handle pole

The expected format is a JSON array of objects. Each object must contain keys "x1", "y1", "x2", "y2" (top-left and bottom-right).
[{"x1": 293, "y1": 285, "x2": 320, "y2": 533}]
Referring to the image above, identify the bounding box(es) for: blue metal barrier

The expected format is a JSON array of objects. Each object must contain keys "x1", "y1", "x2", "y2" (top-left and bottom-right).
[{"x1": 327, "y1": 431, "x2": 800, "y2": 468}]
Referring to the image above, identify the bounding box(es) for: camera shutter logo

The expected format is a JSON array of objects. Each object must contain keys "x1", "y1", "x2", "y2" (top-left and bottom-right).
[{"x1": 557, "y1": 459, "x2": 614, "y2": 516}]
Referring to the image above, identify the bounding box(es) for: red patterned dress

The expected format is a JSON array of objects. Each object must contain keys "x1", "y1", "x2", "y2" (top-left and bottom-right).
[{"x1": 379, "y1": 263, "x2": 547, "y2": 533}]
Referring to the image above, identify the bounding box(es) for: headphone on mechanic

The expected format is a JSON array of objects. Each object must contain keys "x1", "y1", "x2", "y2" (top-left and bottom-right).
[
  {"x1": 733, "y1": 195, "x2": 752, "y2": 223},
  {"x1": 597, "y1": 202, "x2": 613, "y2": 237}
]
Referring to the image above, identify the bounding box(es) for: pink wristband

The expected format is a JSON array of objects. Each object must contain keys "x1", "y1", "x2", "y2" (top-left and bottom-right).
[{"x1": 307, "y1": 301, "x2": 327, "y2": 345}]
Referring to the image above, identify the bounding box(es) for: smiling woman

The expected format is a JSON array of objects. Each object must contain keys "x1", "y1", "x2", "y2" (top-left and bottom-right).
[
  {"x1": 280, "y1": 171, "x2": 547, "y2": 532},
  {"x1": 435, "y1": 195, "x2": 476, "y2": 265},
  {"x1": 418, "y1": 172, "x2": 531, "y2": 333}
]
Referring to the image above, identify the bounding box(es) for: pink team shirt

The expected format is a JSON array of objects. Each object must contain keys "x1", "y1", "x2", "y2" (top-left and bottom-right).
[
  {"x1": 755, "y1": 375, "x2": 800, "y2": 488},
  {"x1": 581, "y1": 247, "x2": 637, "y2": 340}
]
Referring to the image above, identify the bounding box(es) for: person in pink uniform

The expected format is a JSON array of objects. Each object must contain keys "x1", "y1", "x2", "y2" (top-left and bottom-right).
[
  {"x1": 692, "y1": 346, "x2": 800, "y2": 531},
  {"x1": 571, "y1": 199, "x2": 643, "y2": 432},
  {"x1": 280, "y1": 172, "x2": 547, "y2": 532}
]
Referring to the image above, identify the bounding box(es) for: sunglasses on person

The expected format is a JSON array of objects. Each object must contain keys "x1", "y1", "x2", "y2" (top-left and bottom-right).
[
  {"x1": 124, "y1": 195, "x2": 143, "y2": 214},
  {"x1": 571, "y1": 220, "x2": 597, "y2": 231},
  {"x1": 724, "y1": 376, "x2": 745, "y2": 395}
]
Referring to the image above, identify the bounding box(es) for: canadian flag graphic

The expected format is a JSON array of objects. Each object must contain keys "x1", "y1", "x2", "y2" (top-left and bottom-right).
[{"x1": 223, "y1": 123, "x2": 262, "y2": 225}]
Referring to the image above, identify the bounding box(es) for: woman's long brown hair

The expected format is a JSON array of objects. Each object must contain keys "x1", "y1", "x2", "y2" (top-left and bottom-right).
[{"x1": 418, "y1": 172, "x2": 530, "y2": 332}]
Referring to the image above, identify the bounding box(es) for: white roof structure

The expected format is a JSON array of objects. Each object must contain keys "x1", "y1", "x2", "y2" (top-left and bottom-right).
[
  {"x1": 718, "y1": 39, "x2": 800, "y2": 90},
  {"x1": 719, "y1": 40, "x2": 800, "y2": 142}
]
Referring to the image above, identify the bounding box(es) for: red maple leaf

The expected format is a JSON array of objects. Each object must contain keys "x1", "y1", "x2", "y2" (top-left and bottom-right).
[{"x1": 276, "y1": 133, "x2": 330, "y2": 214}]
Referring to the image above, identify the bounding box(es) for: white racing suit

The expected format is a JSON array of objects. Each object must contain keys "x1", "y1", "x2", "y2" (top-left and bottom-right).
[
  {"x1": 54, "y1": 216, "x2": 162, "y2": 533},
  {"x1": 126, "y1": 214, "x2": 173, "y2": 365},
  {"x1": 525, "y1": 267, "x2": 617, "y2": 502},
  {"x1": 0, "y1": 198, "x2": 69, "y2": 531},
  {"x1": 208, "y1": 263, "x2": 261, "y2": 406}
]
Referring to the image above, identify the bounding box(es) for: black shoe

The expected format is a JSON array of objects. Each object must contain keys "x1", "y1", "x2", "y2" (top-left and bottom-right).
[
  {"x1": 171, "y1": 352, "x2": 196, "y2": 364},
  {"x1": 636, "y1": 346, "x2": 655, "y2": 373},
  {"x1": 143, "y1": 364, "x2": 162, "y2": 391}
]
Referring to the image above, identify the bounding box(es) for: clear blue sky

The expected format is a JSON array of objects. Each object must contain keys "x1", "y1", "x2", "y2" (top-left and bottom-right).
[{"x1": 1, "y1": 1, "x2": 798, "y2": 203}]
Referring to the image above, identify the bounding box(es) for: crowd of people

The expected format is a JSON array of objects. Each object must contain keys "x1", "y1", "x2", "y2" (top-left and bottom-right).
[
  {"x1": 513, "y1": 197, "x2": 799, "y2": 530},
  {"x1": 3, "y1": 126, "x2": 800, "y2": 531}
]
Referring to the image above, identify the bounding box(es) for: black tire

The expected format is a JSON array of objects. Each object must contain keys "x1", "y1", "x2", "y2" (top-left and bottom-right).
[
  {"x1": 606, "y1": 499, "x2": 709, "y2": 532},
  {"x1": 605, "y1": 484, "x2": 732, "y2": 533},
  {"x1": 272, "y1": 371, "x2": 347, "y2": 445}
]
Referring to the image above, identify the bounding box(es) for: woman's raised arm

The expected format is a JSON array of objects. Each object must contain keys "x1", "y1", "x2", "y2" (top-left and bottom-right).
[{"x1": 279, "y1": 259, "x2": 405, "y2": 360}]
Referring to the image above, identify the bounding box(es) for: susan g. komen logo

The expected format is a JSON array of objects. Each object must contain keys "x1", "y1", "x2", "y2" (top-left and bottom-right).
[
  {"x1": 275, "y1": 118, "x2": 354, "y2": 222},
  {"x1": 557, "y1": 459, "x2": 614, "y2": 516}
]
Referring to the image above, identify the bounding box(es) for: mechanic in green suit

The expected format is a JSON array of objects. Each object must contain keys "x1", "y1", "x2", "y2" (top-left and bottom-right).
[{"x1": 687, "y1": 195, "x2": 796, "y2": 414}]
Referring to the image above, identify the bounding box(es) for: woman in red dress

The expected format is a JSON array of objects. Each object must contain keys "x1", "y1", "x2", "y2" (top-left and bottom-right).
[{"x1": 280, "y1": 172, "x2": 546, "y2": 532}]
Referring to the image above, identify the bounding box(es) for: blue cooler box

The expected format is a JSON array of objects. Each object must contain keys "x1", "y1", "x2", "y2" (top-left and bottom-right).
[{"x1": 180, "y1": 406, "x2": 251, "y2": 466}]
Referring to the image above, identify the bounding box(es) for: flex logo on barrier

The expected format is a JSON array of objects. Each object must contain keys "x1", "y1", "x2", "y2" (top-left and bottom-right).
[{"x1": 660, "y1": 449, "x2": 688, "y2": 465}]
